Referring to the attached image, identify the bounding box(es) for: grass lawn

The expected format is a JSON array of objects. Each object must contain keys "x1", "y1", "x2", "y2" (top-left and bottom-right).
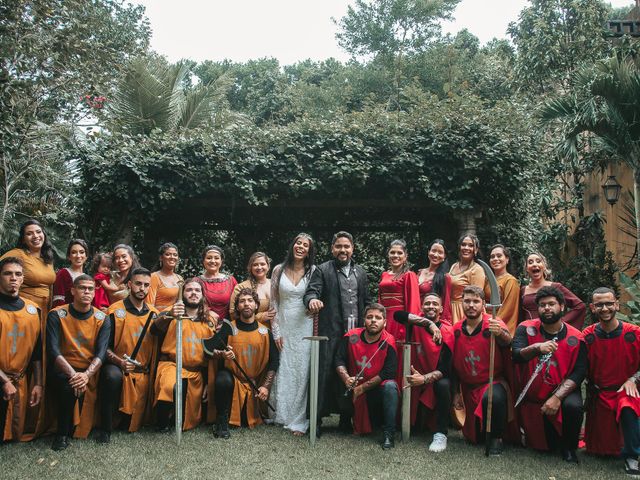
[{"x1": 1, "y1": 416, "x2": 624, "y2": 480}]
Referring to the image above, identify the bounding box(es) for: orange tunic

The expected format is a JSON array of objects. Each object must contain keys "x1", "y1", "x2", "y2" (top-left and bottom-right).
[
  {"x1": 1, "y1": 249, "x2": 55, "y2": 322},
  {"x1": 229, "y1": 280, "x2": 272, "y2": 327},
  {"x1": 108, "y1": 300, "x2": 158, "y2": 432},
  {"x1": 1, "y1": 298, "x2": 40, "y2": 441},
  {"x1": 154, "y1": 315, "x2": 216, "y2": 431},
  {"x1": 225, "y1": 320, "x2": 270, "y2": 428},
  {"x1": 52, "y1": 305, "x2": 107, "y2": 438},
  {"x1": 147, "y1": 272, "x2": 183, "y2": 312}
]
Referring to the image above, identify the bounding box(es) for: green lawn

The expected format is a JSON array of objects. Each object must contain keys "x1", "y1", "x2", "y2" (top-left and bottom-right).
[{"x1": 1, "y1": 416, "x2": 624, "y2": 480}]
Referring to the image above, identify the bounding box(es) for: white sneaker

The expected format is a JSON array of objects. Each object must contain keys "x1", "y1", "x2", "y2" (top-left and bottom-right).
[
  {"x1": 625, "y1": 457, "x2": 640, "y2": 477},
  {"x1": 429, "y1": 433, "x2": 447, "y2": 453}
]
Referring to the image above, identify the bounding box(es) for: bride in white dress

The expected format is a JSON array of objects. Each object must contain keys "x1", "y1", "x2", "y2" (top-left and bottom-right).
[{"x1": 270, "y1": 233, "x2": 316, "y2": 435}]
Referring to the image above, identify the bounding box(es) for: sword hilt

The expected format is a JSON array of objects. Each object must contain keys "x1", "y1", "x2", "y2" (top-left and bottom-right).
[{"x1": 123, "y1": 354, "x2": 142, "y2": 367}]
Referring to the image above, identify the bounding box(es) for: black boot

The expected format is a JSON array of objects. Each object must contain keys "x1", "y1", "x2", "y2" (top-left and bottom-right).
[
  {"x1": 338, "y1": 414, "x2": 352, "y2": 434},
  {"x1": 487, "y1": 437, "x2": 503, "y2": 456},
  {"x1": 381, "y1": 431, "x2": 395, "y2": 450},
  {"x1": 214, "y1": 412, "x2": 230, "y2": 439},
  {"x1": 561, "y1": 449, "x2": 579, "y2": 464},
  {"x1": 51, "y1": 435, "x2": 70, "y2": 451},
  {"x1": 95, "y1": 430, "x2": 111, "y2": 444}
]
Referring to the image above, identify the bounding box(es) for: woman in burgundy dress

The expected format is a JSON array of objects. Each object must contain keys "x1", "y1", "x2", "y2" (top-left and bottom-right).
[
  {"x1": 196, "y1": 245, "x2": 237, "y2": 322},
  {"x1": 417, "y1": 239, "x2": 452, "y2": 324},
  {"x1": 519, "y1": 251, "x2": 586, "y2": 330}
]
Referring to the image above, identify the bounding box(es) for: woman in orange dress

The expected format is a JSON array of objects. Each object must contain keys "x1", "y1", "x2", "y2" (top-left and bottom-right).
[
  {"x1": 484, "y1": 244, "x2": 520, "y2": 335},
  {"x1": 147, "y1": 242, "x2": 183, "y2": 312},
  {"x1": 449, "y1": 233, "x2": 486, "y2": 324},
  {"x1": 1, "y1": 220, "x2": 56, "y2": 321}
]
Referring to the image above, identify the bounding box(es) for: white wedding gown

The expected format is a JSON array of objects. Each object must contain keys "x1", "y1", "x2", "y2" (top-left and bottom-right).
[{"x1": 272, "y1": 272, "x2": 312, "y2": 433}]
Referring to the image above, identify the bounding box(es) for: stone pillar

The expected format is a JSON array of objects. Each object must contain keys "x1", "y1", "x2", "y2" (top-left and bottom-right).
[{"x1": 454, "y1": 210, "x2": 482, "y2": 237}]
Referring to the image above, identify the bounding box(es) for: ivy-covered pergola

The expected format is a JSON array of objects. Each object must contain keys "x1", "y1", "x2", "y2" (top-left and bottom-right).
[{"x1": 78, "y1": 101, "x2": 543, "y2": 264}]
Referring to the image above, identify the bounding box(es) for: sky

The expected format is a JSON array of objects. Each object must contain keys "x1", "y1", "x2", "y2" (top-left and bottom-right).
[{"x1": 133, "y1": 0, "x2": 635, "y2": 65}]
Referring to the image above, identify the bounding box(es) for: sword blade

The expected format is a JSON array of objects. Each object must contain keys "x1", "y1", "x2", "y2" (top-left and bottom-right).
[
  {"x1": 514, "y1": 361, "x2": 546, "y2": 408},
  {"x1": 128, "y1": 311, "x2": 155, "y2": 361}
]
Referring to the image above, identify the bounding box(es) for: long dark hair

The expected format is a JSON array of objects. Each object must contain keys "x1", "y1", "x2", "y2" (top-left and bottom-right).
[
  {"x1": 272, "y1": 233, "x2": 316, "y2": 305},
  {"x1": 426, "y1": 239, "x2": 449, "y2": 297},
  {"x1": 17, "y1": 219, "x2": 54, "y2": 264},
  {"x1": 112, "y1": 244, "x2": 141, "y2": 283},
  {"x1": 183, "y1": 277, "x2": 211, "y2": 323}
]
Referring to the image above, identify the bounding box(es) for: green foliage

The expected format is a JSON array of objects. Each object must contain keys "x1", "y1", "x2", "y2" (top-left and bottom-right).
[
  {"x1": 0, "y1": 0, "x2": 150, "y2": 250},
  {"x1": 539, "y1": 213, "x2": 619, "y2": 324},
  {"x1": 618, "y1": 272, "x2": 640, "y2": 325},
  {"x1": 78, "y1": 96, "x2": 544, "y2": 252},
  {"x1": 508, "y1": 0, "x2": 612, "y2": 93},
  {"x1": 334, "y1": 0, "x2": 460, "y2": 60}
]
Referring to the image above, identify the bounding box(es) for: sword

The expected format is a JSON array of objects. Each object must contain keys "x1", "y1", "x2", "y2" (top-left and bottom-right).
[
  {"x1": 123, "y1": 310, "x2": 156, "y2": 373},
  {"x1": 344, "y1": 339, "x2": 388, "y2": 396},
  {"x1": 175, "y1": 280, "x2": 185, "y2": 446},
  {"x1": 476, "y1": 259, "x2": 502, "y2": 457},
  {"x1": 305, "y1": 312, "x2": 328, "y2": 446},
  {"x1": 514, "y1": 337, "x2": 558, "y2": 408}
]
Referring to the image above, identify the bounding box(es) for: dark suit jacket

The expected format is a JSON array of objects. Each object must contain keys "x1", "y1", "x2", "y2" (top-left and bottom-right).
[{"x1": 304, "y1": 259, "x2": 370, "y2": 417}]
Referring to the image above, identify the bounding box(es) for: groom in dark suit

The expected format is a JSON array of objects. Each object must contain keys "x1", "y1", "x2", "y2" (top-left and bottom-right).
[{"x1": 304, "y1": 231, "x2": 370, "y2": 434}]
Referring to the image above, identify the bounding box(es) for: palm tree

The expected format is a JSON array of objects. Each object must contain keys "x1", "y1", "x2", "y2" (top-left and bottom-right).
[
  {"x1": 107, "y1": 56, "x2": 233, "y2": 135},
  {"x1": 539, "y1": 51, "x2": 640, "y2": 269}
]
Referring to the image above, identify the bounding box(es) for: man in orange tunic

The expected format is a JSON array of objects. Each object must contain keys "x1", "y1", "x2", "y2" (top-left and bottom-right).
[
  {"x1": 46, "y1": 274, "x2": 109, "y2": 450},
  {"x1": 0, "y1": 257, "x2": 43, "y2": 443},
  {"x1": 100, "y1": 268, "x2": 158, "y2": 441},
  {"x1": 153, "y1": 278, "x2": 216, "y2": 432},
  {"x1": 204, "y1": 287, "x2": 279, "y2": 439}
]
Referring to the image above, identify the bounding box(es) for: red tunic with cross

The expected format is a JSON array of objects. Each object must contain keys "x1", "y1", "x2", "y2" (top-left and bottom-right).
[
  {"x1": 452, "y1": 313, "x2": 514, "y2": 443},
  {"x1": 345, "y1": 327, "x2": 397, "y2": 435},
  {"x1": 410, "y1": 321, "x2": 454, "y2": 428},
  {"x1": 583, "y1": 322, "x2": 640, "y2": 456},
  {"x1": 516, "y1": 319, "x2": 583, "y2": 451}
]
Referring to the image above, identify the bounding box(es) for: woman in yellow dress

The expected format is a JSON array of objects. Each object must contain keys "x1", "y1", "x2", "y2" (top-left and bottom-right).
[
  {"x1": 1, "y1": 219, "x2": 56, "y2": 321},
  {"x1": 448, "y1": 233, "x2": 486, "y2": 324},
  {"x1": 484, "y1": 244, "x2": 520, "y2": 335},
  {"x1": 147, "y1": 242, "x2": 183, "y2": 312}
]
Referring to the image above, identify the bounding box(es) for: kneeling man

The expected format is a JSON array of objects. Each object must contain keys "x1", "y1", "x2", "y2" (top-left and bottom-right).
[
  {"x1": 204, "y1": 288, "x2": 279, "y2": 438},
  {"x1": 335, "y1": 303, "x2": 398, "y2": 450}
]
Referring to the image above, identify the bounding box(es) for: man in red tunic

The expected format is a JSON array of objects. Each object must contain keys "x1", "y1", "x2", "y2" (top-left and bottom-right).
[
  {"x1": 452, "y1": 285, "x2": 513, "y2": 455},
  {"x1": 335, "y1": 303, "x2": 398, "y2": 449},
  {"x1": 584, "y1": 287, "x2": 640, "y2": 477},
  {"x1": 404, "y1": 293, "x2": 454, "y2": 452},
  {"x1": 513, "y1": 285, "x2": 585, "y2": 464}
]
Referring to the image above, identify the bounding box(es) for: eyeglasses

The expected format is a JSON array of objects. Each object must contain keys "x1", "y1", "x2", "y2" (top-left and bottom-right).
[{"x1": 593, "y1": 302, "x2": 616, "y2": 309}]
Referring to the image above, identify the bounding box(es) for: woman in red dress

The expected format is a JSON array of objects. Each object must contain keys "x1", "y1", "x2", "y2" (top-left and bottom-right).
[
  {"x1": 378, "y1": 239, "x2": 421, "y2": 341},
  {"x1": 196, "y1": 245, "x2": 237, "y2": 322},
  {"x1": 519, "y1": 251, "x2": 586, "y2": 330},
  {"x1": 417, "y1": 239, "x2": 452, "y2": 324}
]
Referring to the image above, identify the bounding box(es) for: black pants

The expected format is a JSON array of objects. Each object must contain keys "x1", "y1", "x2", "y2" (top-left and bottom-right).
[
  {"x1": 542, "y1": 390, "x2": 583, "y2": 451},
  {"x1": 99, "y1": 364, "x2": 123, "y2": 433},
  {"x1": 48, "y1": 368, "x2": 83, "y2": 437},
  {"x1": 156, "y1": 379, "x2": 188, "y2": 430},
  {"x1": 621, "y1": 407, "x2": 640, "y2": 459},
  {"x1": 477, "y1": 383, "x2": 508, "y2": 439},
  {"x1": 338, "y1": 381, "x2": 399, "y2": 434},
  {"x1": 215, "y1": 369, "x2": 234, "y2": 417},
  {"x1": 434, "y1": 378, "x2": 451, "y2": 434}
]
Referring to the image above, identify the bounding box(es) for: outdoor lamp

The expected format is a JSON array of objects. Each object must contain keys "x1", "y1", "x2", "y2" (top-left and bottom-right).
[{"x1": 602, "y1": 175, "x2": 622, "y2": 206}]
